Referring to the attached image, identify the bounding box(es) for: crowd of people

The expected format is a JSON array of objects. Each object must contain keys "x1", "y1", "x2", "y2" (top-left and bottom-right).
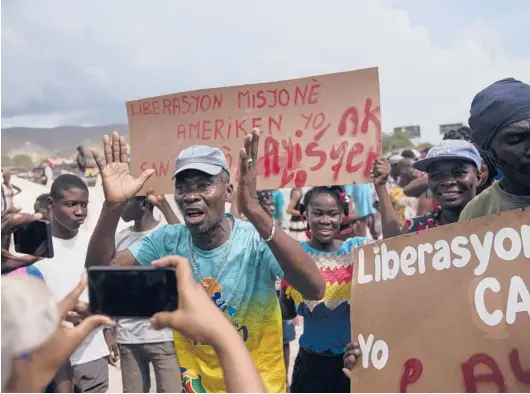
[{"x1": 2, "y1": 76, "x2": 529, "y2": 393}]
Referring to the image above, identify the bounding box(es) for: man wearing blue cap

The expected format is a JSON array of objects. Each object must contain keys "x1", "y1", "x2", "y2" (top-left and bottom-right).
[
  {"x1": 460, "y1": 78, "x2": 530, "y2": 220},
  {"x1": 372, "y1": 139, "x2": 483, "y2": 237},
  {"x1": 85, "y1": 130, "x2": 325, "y2": 393}
]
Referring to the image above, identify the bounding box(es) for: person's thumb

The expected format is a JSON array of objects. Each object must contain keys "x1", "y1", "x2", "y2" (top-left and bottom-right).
[
  {"x1": 135, "y1": 169, "x2": 156, "y2": 188},
  {"x1": 150, "y1": 311, "x2": 183, "y2": 330},
  {"x1": 342, "y1": 368, "x2": 351, "y2": 379}
]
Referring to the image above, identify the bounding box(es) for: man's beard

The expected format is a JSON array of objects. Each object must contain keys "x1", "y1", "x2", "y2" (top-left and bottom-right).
[{"x1": 188, "y1": 216, "x2": 222, "y2": 235}]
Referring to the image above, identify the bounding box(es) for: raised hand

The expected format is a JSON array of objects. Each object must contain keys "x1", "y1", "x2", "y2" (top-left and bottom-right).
[
  {"x1": 146, "y1": 188, "x2": 166, "y2": 207},
  {"x1": 371, "y1": 157, "x2": 390, "y2": 187},
  {"x1": 237, "y1": 128, "x2": 260, "y2": 217},
  {"x1": 92, "y1": 131, "x2": 155, "y2": 203}
]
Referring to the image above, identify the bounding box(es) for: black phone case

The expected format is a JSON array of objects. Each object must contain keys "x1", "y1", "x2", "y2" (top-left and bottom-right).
[
  {"x1": 13, "y1": 220, "x2": 54, "y2": 259},
  {"x1": 87, "y1": 266, "x2": 177, "y2": 318}
]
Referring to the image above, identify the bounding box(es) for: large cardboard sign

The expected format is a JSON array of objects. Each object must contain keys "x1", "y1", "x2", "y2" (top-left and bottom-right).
[
  {"x1": 126, "y1": 68, "x2": 381, "y2": 194},
  {"x1": 350, "y1": 208, "x2": 530, "y2": 392}
]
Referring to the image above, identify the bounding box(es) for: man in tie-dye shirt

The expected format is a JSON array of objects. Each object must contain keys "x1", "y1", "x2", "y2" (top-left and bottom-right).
[{"x1": 85, "y1": 130, "x2": 325, "y2": 392}]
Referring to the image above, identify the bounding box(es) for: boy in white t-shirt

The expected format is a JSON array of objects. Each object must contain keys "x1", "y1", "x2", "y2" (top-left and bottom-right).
[
  {"x1": 35, "y1": 174, "x2": 111, "y2": 393},
  {"x1": 114, "y1": 195, "x2": 182, "y2": 393}
]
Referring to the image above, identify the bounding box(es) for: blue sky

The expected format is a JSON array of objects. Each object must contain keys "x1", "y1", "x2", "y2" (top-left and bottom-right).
[{"x1": 2, "y1": 0, "x2": 530, "y2": 143}]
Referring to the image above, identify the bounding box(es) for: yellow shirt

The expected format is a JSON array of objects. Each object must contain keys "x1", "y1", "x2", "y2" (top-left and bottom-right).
[{"x1": 388, "y1": 186, "x2": 408, "y2": 228}]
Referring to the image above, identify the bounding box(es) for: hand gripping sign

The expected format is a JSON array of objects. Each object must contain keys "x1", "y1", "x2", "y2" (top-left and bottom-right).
[
  {"x1": 350, "y1": 208, "x2": 530, "y2": 393},
  {"x1": 126, "y1": 67, "x2": 381, "y2": 194}
]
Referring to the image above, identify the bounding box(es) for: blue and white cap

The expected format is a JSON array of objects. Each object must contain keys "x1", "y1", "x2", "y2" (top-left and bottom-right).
[
  {"x1": 413, "y1": 140, "x2": 482, "y2": 172},
  {"x1": 172, "y1": 145, "x2": 230, "y2": 179}
]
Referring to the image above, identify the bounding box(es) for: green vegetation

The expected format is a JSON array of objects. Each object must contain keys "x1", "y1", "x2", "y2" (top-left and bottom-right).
[
  {"x1": 10, "y1": 154, "x2": 35, "y2": 167},
  {"x1": 382, "y1": 130, "x2": 432, "y2": 154}
]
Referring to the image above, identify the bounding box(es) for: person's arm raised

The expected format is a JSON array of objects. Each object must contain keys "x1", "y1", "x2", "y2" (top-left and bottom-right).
[
  {"x1": 85, "y1": 132, "x2": 155, "y2": 268},
  {"x1": 150, "y1": 256, "x2": 266, "y2": 393},
  {"x1": 146, "y1": 190, "x2": 180, "y2": 225},
  {"x1": 371, "y1": 158, "x2": 403, "y2": 239},
  {"x1": 12, "y1": 184, "x2": 22, "y2": 195},
  {"x1": 237, "y1": 129, "x2": 325, "y2": 300},
  {"x1": 403, "y1": 175, "x2": 428, "y2": 198},
  {"x1": 286, "y1": 189, "x2": 302, "y2": 216}
]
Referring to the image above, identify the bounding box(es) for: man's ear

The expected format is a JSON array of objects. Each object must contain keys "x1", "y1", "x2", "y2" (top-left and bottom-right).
[
  {"x1": 225, "y1": 184, "x2": 234, "y2": 203},
  {"x1": 47, "y1": 197, "x2": 54, "y2": 210},
  {"x1": 477, "y1": 169, "x2": 486, "y2": 188}
]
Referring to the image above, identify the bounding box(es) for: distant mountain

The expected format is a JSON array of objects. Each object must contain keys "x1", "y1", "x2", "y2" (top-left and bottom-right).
[{"x1": 1, "y1": 124, "x2": 129, "y2": 159}]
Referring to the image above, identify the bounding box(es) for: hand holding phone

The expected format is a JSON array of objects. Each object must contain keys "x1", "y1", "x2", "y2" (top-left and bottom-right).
[
  {"x1": 151, "y1": 257, "x2": 267, "y2": 393},
  {"x1": 149, "y1": 256, "x2": 244, "y2": 347},
  {"x1": 14, "y1": 220, "x2": 54, "y2": 258},
  {"x1": 2, "y1": 208, "x2": 50, "y2": 274},
  {"x1": 87, "y1": 266, "x2": 178, "y2": 318}
]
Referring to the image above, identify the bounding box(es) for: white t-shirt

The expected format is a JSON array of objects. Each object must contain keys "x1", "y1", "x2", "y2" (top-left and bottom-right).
[
  {"x1": 114, "y1": 224, "x2": 174, "y2": 344},
  {"x1": 34, "y1": 232, "x2": 109, "y2": 366},
  {"x1": 44, "y1": 166, "x2": 53, "y2": 188}
]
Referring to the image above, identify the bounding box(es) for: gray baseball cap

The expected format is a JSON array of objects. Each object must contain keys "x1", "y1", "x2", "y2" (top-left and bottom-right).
[
  {"x1": 413, "y1": 139, "x2": 482, "y2": 172},
  {"x1": 172, "y1": 145, "x2": 230, "y2": 179}
]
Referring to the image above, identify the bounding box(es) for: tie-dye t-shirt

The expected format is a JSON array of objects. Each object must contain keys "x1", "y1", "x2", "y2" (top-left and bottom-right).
[
  {"x1": 129, "y1": 214, "x2": 286, "y2": 393},
  {"x1": 283, "y1": 237, "x2": 372, "y2": 355},
  {"x1": 6, "y1": 265, "x2": 45, "y2": 280}
]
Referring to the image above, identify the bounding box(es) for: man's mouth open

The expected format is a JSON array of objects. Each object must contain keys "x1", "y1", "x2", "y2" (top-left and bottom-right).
[{"x1": 185, "y1": 209, "x2": 205, "y2": 224}]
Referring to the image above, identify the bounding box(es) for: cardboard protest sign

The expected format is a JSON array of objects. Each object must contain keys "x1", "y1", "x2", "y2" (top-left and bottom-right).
[
  {"x1": 350, "y1": 208, "x2": 530, "y2": 393},
  {"x1": 126, "y1": 68, "x2": 381, "y2": 194}
]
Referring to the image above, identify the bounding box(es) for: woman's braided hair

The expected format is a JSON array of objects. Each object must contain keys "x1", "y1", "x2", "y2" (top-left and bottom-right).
[{"x1": 257, "y1": 190, "x2": 273, "y2": 205}]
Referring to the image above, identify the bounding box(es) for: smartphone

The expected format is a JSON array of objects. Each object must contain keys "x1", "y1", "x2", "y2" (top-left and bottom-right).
[
  {"x1": 13, "y1": 220, "x2": 54, "y2": 258},
  {"x1": 87, "y1": 266, "x2": 178, "y2": 318}
]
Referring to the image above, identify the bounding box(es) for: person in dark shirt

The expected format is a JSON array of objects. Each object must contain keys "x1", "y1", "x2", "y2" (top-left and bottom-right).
[
  {"x1": 34, "y1": 193, "x2": 50, "y2": 221},
  {"x1": 76, "y1": 146, "x2": 87, "y2": 179}
]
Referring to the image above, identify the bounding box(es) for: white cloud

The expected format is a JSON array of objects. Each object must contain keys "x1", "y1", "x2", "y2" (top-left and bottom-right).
[{"x1": 2, "y1": 0, "x2": 530, "y2": 143}]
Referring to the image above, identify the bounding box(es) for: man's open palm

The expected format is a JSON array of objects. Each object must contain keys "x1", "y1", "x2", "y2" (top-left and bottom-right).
[{"x1": 92, "y1": 132, "x2": 155, "y2": 203}]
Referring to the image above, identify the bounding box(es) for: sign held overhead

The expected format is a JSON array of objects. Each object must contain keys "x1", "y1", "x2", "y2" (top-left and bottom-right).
[{"x1": 126, "y1": 68, "x2": 381, "y2": 194}]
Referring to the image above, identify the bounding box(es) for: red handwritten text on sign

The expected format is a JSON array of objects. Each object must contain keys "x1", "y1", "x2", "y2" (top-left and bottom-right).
[{"x1": 127, "y1": 68, "x2": 381, "y2": 194}]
